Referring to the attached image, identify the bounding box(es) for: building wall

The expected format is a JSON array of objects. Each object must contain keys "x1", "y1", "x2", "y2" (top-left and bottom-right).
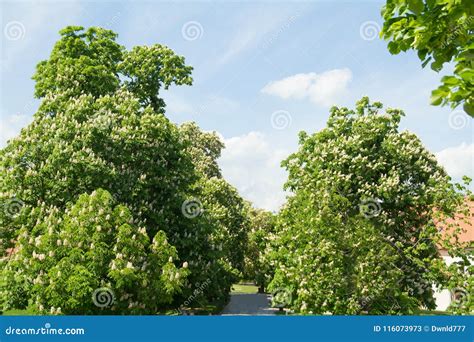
[{"x1": 434, "y1": 255, "x2": 461, "y2": 311}]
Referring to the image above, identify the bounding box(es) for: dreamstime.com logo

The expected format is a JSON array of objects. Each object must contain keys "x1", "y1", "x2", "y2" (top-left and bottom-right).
[
  {"x1": 271, "y1": 287, "x2": 293, "y2": 308},
  {"x1": 359, "y1": 198, "x2": 382, "y2": 218},
  {"x1": 181, "y1": 21, "x2": 203, "y2": 41},
  {"x1": 92, "y1": 287, "x2": 115, "y2": 308},
  {"x1": 181, "y1": 198, "x2": 203, "y2": 218},
  {"x1": 4, "y1": 21, "x2": 26, "y2": 41},
  {"x1": 451, "y1": 287, "x2": 470, "y2": 308},
  {"x1": 448, "y1": 110, "x2": 469, "y2": 130},
  {"x1": 4, "y1": 323, "x2": 85, "y2": 336},
  {"x1": 176, "y1": 278, "x2": 212, "y2": 315},
  {"x1": 359, "y1": 21, "x2": 381, "y2": 41},
  {"x1": 3, "y1": 198, "x2": 24, "y2": 218},
  {"x1": 271, "y1": 110, "x2": 292, "y2": 130}
]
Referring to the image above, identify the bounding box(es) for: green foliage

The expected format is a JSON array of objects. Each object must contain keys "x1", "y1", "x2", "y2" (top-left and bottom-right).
[
  {"x1": 178, "y1": 122, "x2": 250, "y2": 302},
  {"x1": 200, "y1": 178, "x2": 249, "y2": 273},
  {"x1": 1, "y1": 190, "x2": 186, "y2": 314},
  {"x1": 446, "y1": 260, "x2": 474, "y2": 314},
  {"x1": 0, "y1": 89, "x2": 196, "y2": 252},
  {"x1": 0, "y1": 26, "x2": 247, "y2": 314},
  {"x1": 120, "y1": 46, "x2": 193, "y2": 113},
  {"x1": 441, "y1": 200, "x2": 474, "y2": 315},
  {"x1": 33, "y1": 26, "x2": 123, "y2": 100},
  {"x1": 381, "y1": 0, "x2": 474, "y2": 116},
  {"x1": 270, "y1": 97, "x2": 472, "y2": 314},
  {"x1": 243, "y1": 208, "x2": 276, "y2": 290},
  {"x1": 32, "y1": 26, "x2": 192, "y2": 114},
  {"x1": 179, "y1": 122, "x2": 224, "y2": 179}
]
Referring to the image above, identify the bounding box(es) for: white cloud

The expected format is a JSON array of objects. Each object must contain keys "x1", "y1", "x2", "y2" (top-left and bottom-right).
[
  {"x1": 218, "y1": 131, "x2": 288, "y2": 212},
  {"x1": 435, "y1": 143, "x2": 474, "y2": 180},
  {"x1": 261, "y1": 68, "x2": 352, "y2": 107}
]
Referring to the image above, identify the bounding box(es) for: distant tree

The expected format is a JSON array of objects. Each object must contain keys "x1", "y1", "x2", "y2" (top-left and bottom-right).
[
  {"x1": 381, "y1": 0, "x2": 474, "y2": 116},
  {"x1": 270, "y1": 97, "x2": 472, "y2": 314},
  {"x1": 243, "y1": 208, "x2": 275, "y2": 293},
  {"x1": 179, "y1": 122, "x2": 250, "y2": 300}
]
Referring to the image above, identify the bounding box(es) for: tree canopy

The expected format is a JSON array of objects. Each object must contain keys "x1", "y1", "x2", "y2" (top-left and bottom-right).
[
  {"x1": 381, "y1": 0, "x2": 474, "y2": 116},
  {"x1": 268, "y1": 97, "x2": 472, "y2": 314},
  {"x1": 243, "y1": 208, "x2": 276, "y2": 293},
  {"x1": 0, "y1": 26, "x2": 248, "y2": 314},
  {"x1": 1, "y1": 24, "x2": 471, "y2": 316}
]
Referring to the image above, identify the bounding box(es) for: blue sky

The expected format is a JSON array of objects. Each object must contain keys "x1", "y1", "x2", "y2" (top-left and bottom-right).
[{"x1": 1, "y1": 0, "x2": 473, "y2": 211}]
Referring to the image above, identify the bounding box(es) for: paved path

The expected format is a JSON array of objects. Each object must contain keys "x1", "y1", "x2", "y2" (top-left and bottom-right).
[{"x1": 221, "y1": 293, "x2": 278, "y2": 315}]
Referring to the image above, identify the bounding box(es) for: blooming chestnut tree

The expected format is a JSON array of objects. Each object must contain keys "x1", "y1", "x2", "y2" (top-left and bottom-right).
[
  {"x1": 1, "y1": 26, "x2": 196, "y2": 255},
  {"x1": 2, "y1": 190, "x2": 187, "y2": 314},
  {"x1": 270, "y1": 97, "x2": 472, "y2": 314},
  {"x1": 0, "y1": 26, "x2": 247, "y2": 313}
]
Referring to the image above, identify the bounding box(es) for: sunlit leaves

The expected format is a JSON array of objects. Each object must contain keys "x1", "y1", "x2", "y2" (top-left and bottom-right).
[
  {"x1": 270, "y1": 97, "x2": 471, "y2": 314},
  {"x1": 381, "y1": 0, "x2": 474, "y2": 116},
  {"x1": 0, "y1": 25, "x2": 239, "y2": 314}
]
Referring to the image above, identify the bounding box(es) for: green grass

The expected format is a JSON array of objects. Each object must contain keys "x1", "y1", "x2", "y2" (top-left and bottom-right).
[
  {"x1": 2, "y1": 309, "x2": 36, "y2": 316},
  {"x1": 231, "y1": 284, "x2": 258, "y2": 294},
  {"x1": 191, "y1": 302, "x2": 225, "y2": 315},
  {"x1": 415, "y1": 309, "x2": 450, "y2": 315}
]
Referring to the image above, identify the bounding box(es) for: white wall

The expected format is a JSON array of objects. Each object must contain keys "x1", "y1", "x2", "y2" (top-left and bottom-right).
[
  {"x1": 433, "y1": 288, "x2": 452, "y2": 311},
  {"x1": 433, "y1": 255, "x2": 460, "y2": 311}
]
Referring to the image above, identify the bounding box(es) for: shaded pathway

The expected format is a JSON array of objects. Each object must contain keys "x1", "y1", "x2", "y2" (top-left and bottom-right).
[{"x1": 221, "y1": 293, "x2": 278, "y2": 315}]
